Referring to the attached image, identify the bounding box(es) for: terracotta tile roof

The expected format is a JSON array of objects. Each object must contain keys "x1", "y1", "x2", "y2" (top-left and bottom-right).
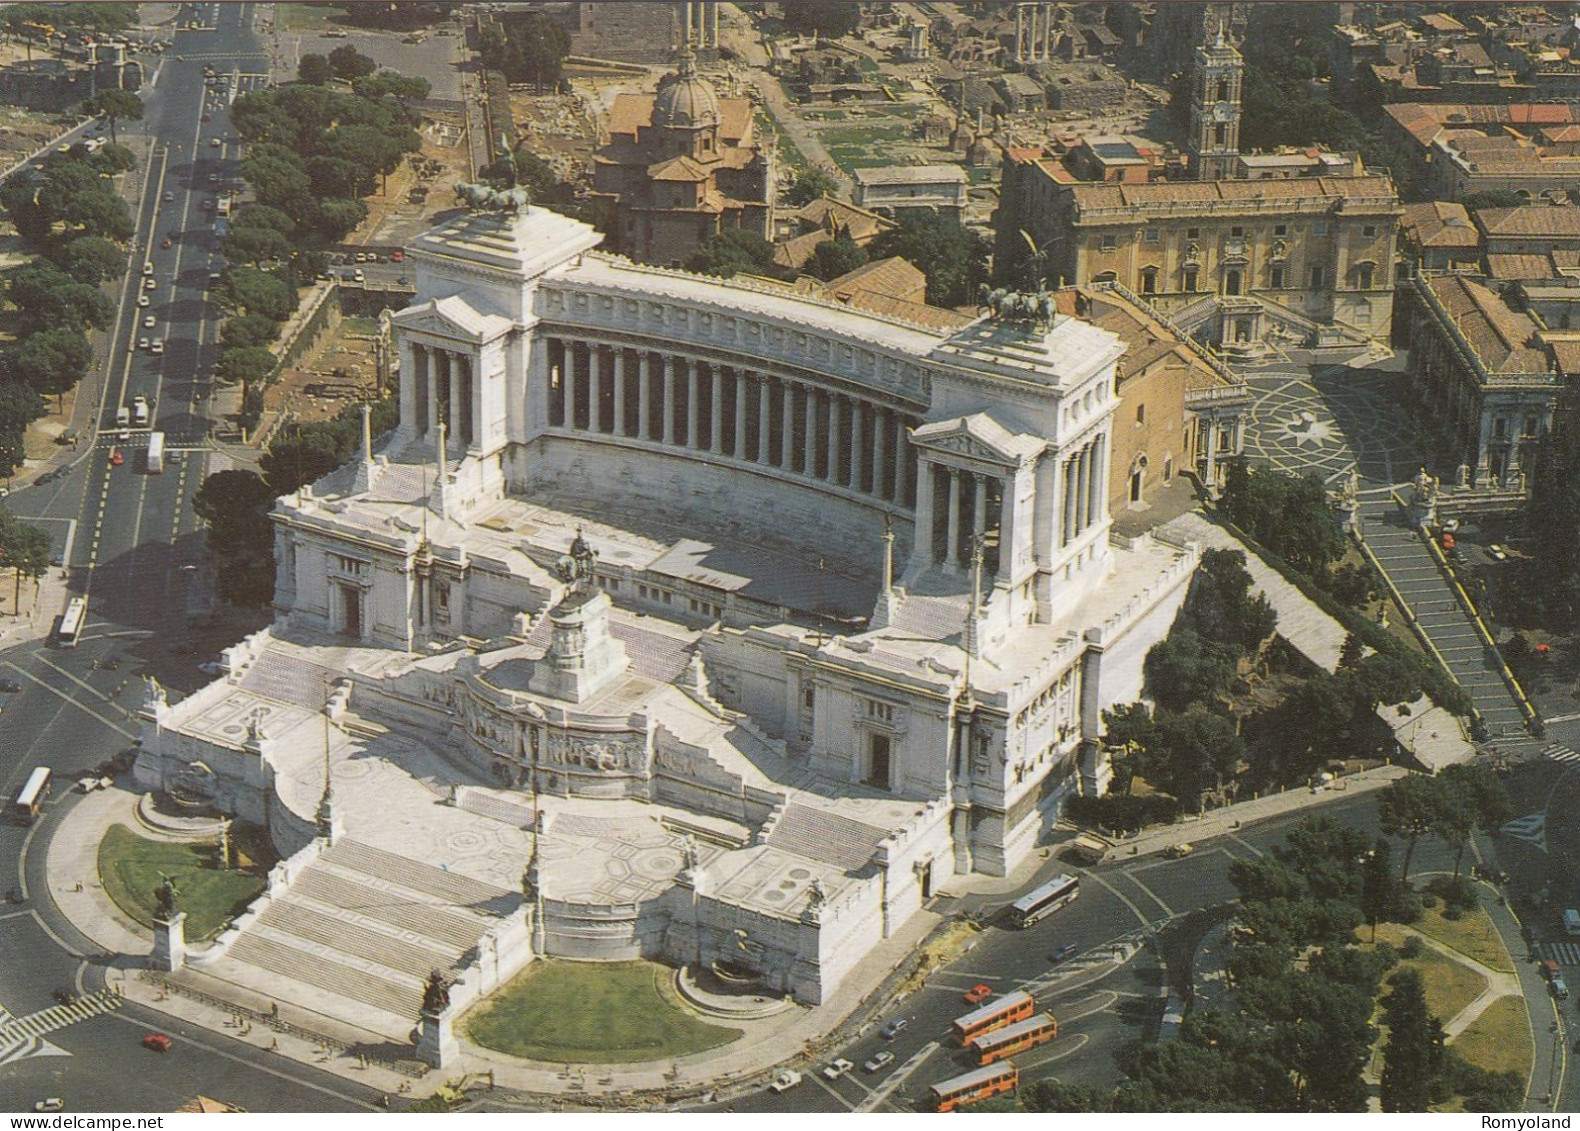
[
  {"x1": 1067, "y1": 175, "x2": 1396, "y2": 214},
  {"x1": 648, "y1": 155, "x2": 709, "y2": 182},
  {"x1": 824, "y1": 256, "x2": 927, "y2": 303},
  {"x1": 772, "y1": 229, "x2": 829, "y2": 270},
  {"x1": 1546, "y1": 337, "x2": 1580, "y2": 375},
  {"x1": 1422, "y1": 273, "x2": 1550, "y2": 373},
  {"x1": 1485, "y1": 252, "x2": 1560, "y2": 280},
  {"x1": 1476, "y1": 205, "x2": 1580, "y2": 238},
  {"x1": 1402, "y1": 201, "x2": 1480, "y2": 248}
]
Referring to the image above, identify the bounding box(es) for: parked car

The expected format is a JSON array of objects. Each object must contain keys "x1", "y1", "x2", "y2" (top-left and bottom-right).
[
  {"x1": 34, "y1": 1099, "x2": 63, "y2": 1113},
  {"x1": 963, "y1": 984, "x2": 993, "y2": 1004},
  {"x1": 163, "y1": 190, "x2": 175, "y2": 202},
  {"x1": 863, "y1": 1051, "x2": 894, "y2": 1074},
  {"x1": 110, "y1": 449, "x2": 124, "y2": 467},
  {"x1": 1163, "y1": 842, "x2": 1194, "y2": 859},
  {"x1": 822, "y1": 1058, "x2": 853, "y2": 1080},
  {"x1": 0, "y1": 679, "x2": 21, "y2": 693},
  {"x1": 767, "y1": 1070, "x2": 802, "y2": 1093},
  {"x1": 879, "y1": 1017, "x2": 908, "y2": 1040},
  {"x1": 1050, "y1": 942, "x2": 1079, "y2": 963},
  {"x1": 142, "y1": 1033, "x2": 172, "y2": 1052},
  {"x1": 150, "y1": 341, "x2": 164, "y2": 356}
]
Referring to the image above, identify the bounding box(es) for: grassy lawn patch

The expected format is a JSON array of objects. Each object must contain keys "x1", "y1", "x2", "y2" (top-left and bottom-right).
[
  {"x1": 1370, "y1": 925, "x2": 1487, "y2": 1022},
  {"x1": 98, "y1": 824, "x2": 266, "y2": 941},
  {"x1": 1450, "y1": 995, "x2": 1532, "y2": 1077},
  {"x1": 463, "y1": 960, "x2": 740, "y2": 1063},
  {"x1": 274, "y1": 4, "x2": 344, "y2": 31},
  {"x1": 1411, "y1": 904, "x2": 1515, "y2": 973}
]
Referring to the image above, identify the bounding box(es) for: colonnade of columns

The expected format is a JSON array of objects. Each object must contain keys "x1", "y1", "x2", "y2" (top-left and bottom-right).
[
  {"x1": 1059, "y1": 435, "x2": 1105, "y2": 547},
  {"x1": 544, "y1": 337, "x2": 917, "y2": 506},
  {"x1": 1016, "y1": 2, "x2": 1054, "y2": 63},
  {"x1": 682, "y1": 1, "x2": 719, "y2": 48},
  {"x1": 408, "y1": 342, "x2": 475, "y2": 449},
  {"x1": 923, "y1": 463, "x2": 1012, "y2": 577}
]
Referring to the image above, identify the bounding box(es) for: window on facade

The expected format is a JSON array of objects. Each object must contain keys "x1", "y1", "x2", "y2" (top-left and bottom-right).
[
  {"x1": 1311, "y1": 265, "x2": 1326, "y2": 288},
  {"x1": 1187, "y1": 227, "x2": 1201, "y2": 239},
  {"x1": 866, "y1": 700, "x2": 896, "y2": 723},
  {"x1": 803, "y1": 685, "x2": 815, "y2": 710},
  {"x1": 1356, "y1": 264, "x2": 1374, "y2": 289},
  {"x1": 434, "y1": 582, "x2": 450, "y2": 618},
  {"x1": 1100, "y1": 234, "x2": 1116, "y2": 251},
  {"x1": 1094, "y1": 270, "x2": 1118, "y2": 283},
  {"x1": 1136, "y1": 403, "x2": 1146, "y2": 424},
  {"x1": 1363, "y1": 225, "x2": 1377, "y2": 238},
  {"x1": 1223, "y1": 268, "x2": 1243, "y2": 296},
  {"x1": 1524, "y1": 415, "x2": 1539, "y2": 437},
  {"x1": 1144, "y1": 228, "x2": 1159, "y2": 243},
  {"x1": 1493, "y1": 417, "x2": 1507, "y2": 439},
  {"x1": 333, "y1": 555, "x2": 365, "y2": 576},
  {"x1": 1140, "y1": 267, "x2": 1158, "y2": 294},
  {"x1": 1213, "y1": 124, "x2": 1227, "y2": 146},
  {"x1": 1230, "y1": 226, "x2": 1244, "y2": 237},
  {"x1": 1315, "y1": 221, "x2": 1329, "y2": 235},
  {"x1": 1183, "y1": 265, "x2": 1199, "y2": 291},
  {"x1": 1274, "y1": 224, "x2": 1288, "y2": 237},
  {"x1": 1214, "y1": 79, "x2": 1228, "y2": 101},
  {"x1": 1270, "y1": 265, "x2": 1285, "y2": 289}
]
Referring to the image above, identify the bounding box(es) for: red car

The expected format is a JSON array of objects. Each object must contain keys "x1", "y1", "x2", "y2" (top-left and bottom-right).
[
  {"x1": 142, "y1": 1033, "x2": 171, "y2": 1052},
  {"x1": 963, "y1": 984, "x2": 993, "y2": 1004},
  {"x1": 161, "y1": 237, "x2": 173, "y2": 249},
  {"x1": 109, "y1": 449, "x2": 123, "y2": 467}
]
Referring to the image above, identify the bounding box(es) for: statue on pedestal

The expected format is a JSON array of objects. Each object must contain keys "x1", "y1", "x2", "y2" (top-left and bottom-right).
[
  {"x1": 154, "y1": 874, "x2": 179, "y2": 920},
  {"x1": 1457, "y1": 462, "x2": 1471, "y2": 488},
  {"x1": 421, "y1": 969, "x2": 451, "y2": 1016},
  {"x1": 554, "y1": 528, "x2": 598, "y2": 598}
]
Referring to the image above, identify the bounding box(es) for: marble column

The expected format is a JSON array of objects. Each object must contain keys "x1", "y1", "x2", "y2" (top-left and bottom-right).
[
  {"x1": 780, "y1": 381, "x2": 795, "y2": 471},
  {"x1": 972, "y1": 473, "x2": 987, "y2": 544},
  {"x1": 662, "y1": 355, "x2": 676, "y2": 445},
  {"x1": 1086, "y1": 435, "x2": 1105, "y2": 526},
  {"x1": 757, "y1": 375, "x2": 771, "y2": 463},
  {"x1": 686, "y1": 357, "x2": 700, "y2": 450},
  {"x1": 638, "y1": 352, "x2": 652, "y2": 440},
  {"x1": 458, "y1": 353, "x2": 475, "y2": 447},
  {"x1": 802, "y1": 386, "x2": 817, "y2": 475},
  {"x1": 945, "y1": 468, "x2": 962, "y2": 568},
  {"x1": 413, "y1": 343, "x2": 430, "y2": 438},
  {"x1": 852, "y1": 402, "x2": 866, "y2": 492},
  {"x1": 998, "y1": 475, "x2": 1017, "y2": 583},
  {"x1": 564, "y1": 340, "x2": 579, "y2": 431},
  {"x1": 1062, "y1": 456, "x2": 1077, "y2": 544},
  {"x1": 911, "y1": 460, "x2": 936, "y2": 570},
  {"x1": 733, "y1": 369, "x2": 747, "y2": 460},
  {"x1": 894, "y1": 416, "x2": 909, "y2": 505},
  {"x1": 1075, "y1": 444, "x2": 1090, "y2": 534},
  {"x1": 831, "y1": 395, "x2": 847, "y2": 485},
  {"x1": 710, "y1": 363, "x2": 724, "y2": 454},
  {"x1": 871, "y1": 409, "x2": 888, "y2": 500},
  {"x1": 613, "y1": 347, "x2": 627, "y2": 437}
]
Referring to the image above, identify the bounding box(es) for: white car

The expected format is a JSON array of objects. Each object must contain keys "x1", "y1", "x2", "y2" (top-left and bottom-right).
[
  {"x1": 137, "y1": 295, "x2": 150, "y2": 308},
  {"x1": 34, "y1": 1099, "x2": 63, "y2": 1113},
  {"x1": 150, "y1": 341, "x2": 164, "y2": 356},
  {"x1": 138, "y1": 337, "x2": 149, "y2": 351},
  {"x1": 822, "y1": 1059, "x2": 854, "y2": 1080},
  {"x1": 767, "y1": 1070, "x2": 802, "y2": 1093},
  {"x1": 141, "y1": 261, "x2": 153, "y2": 276},
  {"x1": 143, "y1": 315, "x2": 155, "y2": 328},
  {"x1": 144, "y1": 277, "x2": 156, "y2": 291}
]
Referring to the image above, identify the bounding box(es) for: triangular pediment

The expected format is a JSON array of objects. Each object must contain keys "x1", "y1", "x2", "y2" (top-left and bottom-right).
[
  {"x1": 911, "y1": 412, "x2": 1044, "y2": 468},
  {"x1": 391, "y1": 296, "x2": 515, "y2": 345}
]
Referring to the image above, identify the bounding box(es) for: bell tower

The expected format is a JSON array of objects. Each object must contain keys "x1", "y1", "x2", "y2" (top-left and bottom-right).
[{"x1": 1188, "y1": 22, "x2": 1243, "y2": 181}]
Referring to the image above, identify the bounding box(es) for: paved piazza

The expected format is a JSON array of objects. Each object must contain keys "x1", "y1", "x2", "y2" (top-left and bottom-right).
[{"x1": 1240, "y1": 361, "x2": 1434, "y2": 487}]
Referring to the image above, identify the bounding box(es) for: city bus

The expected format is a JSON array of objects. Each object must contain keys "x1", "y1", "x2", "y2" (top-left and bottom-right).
[
  {"x1": 928, "y1": 1062, "x2": 1019, "y2": 1112},
  {"x1": 1009, "y1": 873, "x2": 1080, "y2": 928},
  {"x1": 14, "y1": 766, "x2": 51, "y2": 823},
  {"x1": 951, "y1": 989, "x2": 1035, "y2": 1045},
  {"x1": 968, "y1": 1013, "x2": 1058, "y2": 1065},
  {"x1": 146, "y1": 432, "x2": 164, "y2": 475},
  {"x1": 57, "y1": 596, "x2": 86, "y2": 648}
]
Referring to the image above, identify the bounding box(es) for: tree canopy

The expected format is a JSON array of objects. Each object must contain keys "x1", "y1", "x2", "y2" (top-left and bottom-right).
[
  {"x1": 83, "y1": 89, "x2": 143, "y2": 145},
  {"x1": 327, "y1": 44, "x2": 377, "y2": 81},
  {"x1": 867, "y1": 210, "x2": 987, "y2": 307},
  {"x1": 297, "y1": 53, "x2": 332, "y2": 86},
  {"x1": 192, "y1": 471, "x2": 278, "y2": 606},
  {"x1": 686, "y1": 229, "x2": 788, "y2": 280},
  {"x1": 478, "y1": 11, "x2": 569, "y2": 89}
]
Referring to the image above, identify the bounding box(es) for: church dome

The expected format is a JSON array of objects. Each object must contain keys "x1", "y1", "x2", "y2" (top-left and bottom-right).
[{"x1": 652, "y1": 49, "x2": 720, "y2": 130}]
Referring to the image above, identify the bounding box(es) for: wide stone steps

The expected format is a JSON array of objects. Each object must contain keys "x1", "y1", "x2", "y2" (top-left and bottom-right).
[
  {"x1": 764, "y1": 803, "x2": 885, "y2": 874},
  {"x1": 228, "y1": 931, "x2": 424, "y2": 1020},
  {"x1": 293, "y1": 868, "x2": 490, "y2": 951},
  {"x1": 323, "y1": 839, "x2": 512, "y2": 909},
  {"x1": 258, "y1": 899, "x2": 459, "y2": 980}
]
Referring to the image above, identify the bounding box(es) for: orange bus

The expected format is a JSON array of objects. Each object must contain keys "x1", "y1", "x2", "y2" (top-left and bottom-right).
[
  {"x1": 968, "y1": 1013, "x2": 1057, "y2": 1065},
  {"x1": 951, "y1": 989, "x2": 1034, "y2": 1045},
  {"x1": 928, "y1": 1062, "x2": 1019, "y2": 1112}
]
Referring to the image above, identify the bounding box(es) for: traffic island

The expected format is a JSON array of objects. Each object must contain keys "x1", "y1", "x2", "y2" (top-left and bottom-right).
[{"x1": 462, "y1": 959, "x2": 741, "y2": 1064}]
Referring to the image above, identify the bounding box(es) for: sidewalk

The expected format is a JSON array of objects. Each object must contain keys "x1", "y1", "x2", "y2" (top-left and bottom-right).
[{"x1": 1105, "y1": 763, "x2": 1412, "y2": 862}]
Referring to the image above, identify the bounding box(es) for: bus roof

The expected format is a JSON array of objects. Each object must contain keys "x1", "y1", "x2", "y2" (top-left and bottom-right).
[
  {"x1": 1010, "y1": 873, "x2": 1078, "y2": 911},
  {"x1": 930, "y1": 1062, "x2": 1016, "y2": 1095},
  {"x1": 969, "y1": 1013, "x2": 1056, "y2": 1050},
  {"x1": 17, "y1": 766, "x2": 51, "y2": 803},
  {"x1": 953, "y1": 989, "x2": 1033, "y2": 1029}
]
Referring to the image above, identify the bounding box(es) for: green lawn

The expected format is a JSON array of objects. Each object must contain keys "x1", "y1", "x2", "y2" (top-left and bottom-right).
[
  {"x1": 98, "y1": 824, "x2": 266, "y2": 941},
  {"x1": 1449, "y1": 994, "x2": 1532, "y2": 1077},
  {"x1": 1371, "y1": 925, "x2": 1488, "y2": 1023},
  {"x1": 274, "y1": 4, "x2": 344, "y2": 31},
  {"x1": 463, "y1": 960, "x2": 740, "y2": 1063},
  {"x1": 1410, "y1": 905, "x2": 1516, "y2": 973}
]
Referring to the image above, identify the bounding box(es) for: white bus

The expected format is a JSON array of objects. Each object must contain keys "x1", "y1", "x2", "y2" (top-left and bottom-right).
[
  {"x1": 1009, "y1": 873, "x2": 1080, "y2": 928},
  {"x1": 14, "y1": 767, "x2": 50, "y2": 823},
  {"x1": 57, "y1": 596, "x2": 86, "y2": 648},
  {"x1": 146, "y1": 432, "x2": 165, "y2": 475}
]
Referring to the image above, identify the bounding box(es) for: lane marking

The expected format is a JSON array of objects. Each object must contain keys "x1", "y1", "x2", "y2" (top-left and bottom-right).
[
  {"x1": 1083, "y1": 870, "x2": 1152, "y2": 928},
  {"x1": 0, "y1": 662, "x2": 136, "y2": 739}
]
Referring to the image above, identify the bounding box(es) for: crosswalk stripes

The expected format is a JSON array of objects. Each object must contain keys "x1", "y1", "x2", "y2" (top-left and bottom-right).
[
  {"x1": 1543, "y1": 744, "x2": 1580, "y2": 765},
  {"x1": 1543, "y1": 941, "x2": 1580, "y2": 967},
  {"x1": 0, "y1": 988, "x2": 123, "y2": 1046},
  {"x1": 1498, "y1": 813, "x2": 1547, "y2": 850}
]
